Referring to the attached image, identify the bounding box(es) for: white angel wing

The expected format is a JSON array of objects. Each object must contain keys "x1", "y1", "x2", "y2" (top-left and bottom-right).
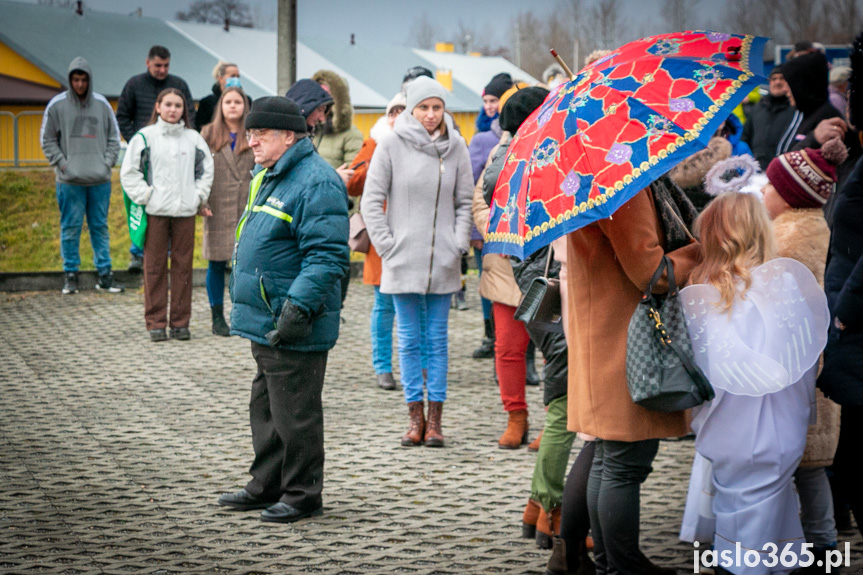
[{"x1": 680, "y1": 259, "x2": 828, "y2": 396}]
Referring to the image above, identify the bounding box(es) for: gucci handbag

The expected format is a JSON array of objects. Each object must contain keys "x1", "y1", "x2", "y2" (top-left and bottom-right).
[{"x1": 626, "y1": 256, "x2": 714, "y2": 412}]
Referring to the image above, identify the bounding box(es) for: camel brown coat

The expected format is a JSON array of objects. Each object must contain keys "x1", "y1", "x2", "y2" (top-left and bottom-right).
[
  {"x1": 471, "y1": 140, "x2": 523, "y2": 308},
  {"x1": 565, "y1": 186, "x2": 701, "y2": 441},
  {"x1": 202, "y1": 143, "x2": 254, "y2": 262},
  {"x1": 773, "y1": 208, "x2": 840, "y2": 467}
]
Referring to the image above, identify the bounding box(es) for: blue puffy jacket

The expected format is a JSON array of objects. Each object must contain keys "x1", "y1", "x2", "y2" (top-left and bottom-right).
[{"x1": 230, "y1": 137, "x2": 350, "y2": 351}]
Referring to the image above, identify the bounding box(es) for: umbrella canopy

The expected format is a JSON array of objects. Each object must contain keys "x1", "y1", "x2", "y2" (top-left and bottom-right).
[{"x1": 484, "y1": 31, "x2": 768, "y2": 259}]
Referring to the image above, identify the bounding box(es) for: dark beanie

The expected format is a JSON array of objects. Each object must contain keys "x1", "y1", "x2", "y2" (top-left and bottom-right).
[
  {"x1": 245, "y1": 97, "x2": 308, "y2": 133},
  {"x1": 499, "y1": 87, "x2": 549, "y2": 133},
  {"x1": 484, "y1": 73, "x2": 513, "y2": 99}
]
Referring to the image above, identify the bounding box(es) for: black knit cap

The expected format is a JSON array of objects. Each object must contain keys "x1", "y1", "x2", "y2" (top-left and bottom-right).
[
  {"x1": 500, "y1": 87, "x2": 549, "y2": 134},
  {"x1": 245, "y1": 96, "x2": 308, "y2": 133},
  {"x1": 484, "y1": 72, "x2": 513, "y2": 99}
]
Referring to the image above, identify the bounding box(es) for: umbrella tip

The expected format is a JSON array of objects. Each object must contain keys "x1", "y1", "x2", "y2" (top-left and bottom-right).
[{"x1": 549, "y1": 48, "x2": 576, "y2": 81}]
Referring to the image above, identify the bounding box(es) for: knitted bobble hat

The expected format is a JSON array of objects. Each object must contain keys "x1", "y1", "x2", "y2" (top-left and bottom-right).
[{"x1": 765, "y1": 138, "x2": 849, "y2": 208}]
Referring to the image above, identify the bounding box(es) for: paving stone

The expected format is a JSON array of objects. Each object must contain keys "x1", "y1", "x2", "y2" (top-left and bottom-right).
[{"x1": 1, "y1": 279, "x2": 861, "y2": 574}]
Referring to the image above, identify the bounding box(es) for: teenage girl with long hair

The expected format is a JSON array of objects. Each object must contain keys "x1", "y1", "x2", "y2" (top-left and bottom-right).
[{"x1": 121, "y1": 87, "x2": 214, "y2": 341}]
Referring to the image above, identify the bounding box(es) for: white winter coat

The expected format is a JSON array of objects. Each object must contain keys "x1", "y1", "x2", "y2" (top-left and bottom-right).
[{"x1": 120, "y1": 117, "x2": 214, "y2": 217}]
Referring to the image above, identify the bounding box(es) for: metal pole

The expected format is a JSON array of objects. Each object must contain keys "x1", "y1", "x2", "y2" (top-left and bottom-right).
[{"x1": 277, "y1": 0, "x2": 297, "y2": 96}]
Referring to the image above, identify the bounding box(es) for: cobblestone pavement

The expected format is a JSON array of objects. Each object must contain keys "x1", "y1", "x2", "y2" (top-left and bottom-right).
[{"x1": 1, "y1": 278, "x2": 860, "y2": 574}]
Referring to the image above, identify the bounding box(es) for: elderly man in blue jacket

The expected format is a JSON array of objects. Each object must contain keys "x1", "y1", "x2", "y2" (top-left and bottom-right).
[{"x1": 218, "y1": 96, "x2": 350, "y2": 523}]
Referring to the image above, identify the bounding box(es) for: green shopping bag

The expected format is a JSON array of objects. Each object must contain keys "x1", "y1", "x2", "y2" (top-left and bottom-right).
[{"x1": 122, "y1": 133, "x2": 150, "y2": 247}]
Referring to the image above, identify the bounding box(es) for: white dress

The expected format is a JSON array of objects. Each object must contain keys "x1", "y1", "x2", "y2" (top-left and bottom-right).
[{"x1": 679, "y1": 259, "x2": 829, "y2": 574}]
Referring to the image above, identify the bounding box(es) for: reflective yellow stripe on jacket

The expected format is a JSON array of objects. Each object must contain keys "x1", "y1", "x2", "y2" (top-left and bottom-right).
[{"x1": 237, "y1": 168, "x2": 270, "y2": 241}]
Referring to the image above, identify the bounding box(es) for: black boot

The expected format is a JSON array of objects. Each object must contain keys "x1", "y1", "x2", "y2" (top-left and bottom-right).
[
  {"x1": 211, "y1": 305, "x2": 230, "y2": 336},
  {"x1": 526, "y1": 340, "x2": 541, "y2": 386},
  {"x1": 473, "y1": 319, "x2": 495, "y2": 359}
]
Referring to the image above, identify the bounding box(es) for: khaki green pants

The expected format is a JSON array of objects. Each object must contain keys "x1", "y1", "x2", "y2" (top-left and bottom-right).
[{"x1": 530, "y1": 395, "x2": 576, "y2": 511}]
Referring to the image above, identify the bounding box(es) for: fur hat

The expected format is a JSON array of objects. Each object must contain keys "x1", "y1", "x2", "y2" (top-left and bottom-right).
[
  {"x1": 386, "y1": 92, "x2": 407, "y2": 116},
  {"x1": 499, "y1": 86, "x2": 548, "y2": 134},
  {"x1": 483, "y1": 73, "x2": 513, "y2": 99},
  {"x1": 245, "y1": 96, "x2": 307, "y2": 133},
  {"x1": 498, "y1": 82, "x2": 531, "y2": 112},
  {"x1": 765, "y1": 138, "x2": 848, "y2": 208},
  {"x1": 405, "y1": 76, "x2": 447, "y2": 112},
  {"x1": 669, "y1": 137, "x2": 733, "y2": 190}
]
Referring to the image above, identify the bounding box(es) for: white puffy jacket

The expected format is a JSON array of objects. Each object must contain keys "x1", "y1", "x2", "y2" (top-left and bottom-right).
[{"x1": 121, "y1": 117, "x2": 214, "y2": 217}]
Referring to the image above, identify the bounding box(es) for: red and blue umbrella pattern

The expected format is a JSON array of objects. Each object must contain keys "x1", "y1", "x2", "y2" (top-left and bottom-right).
[{"x1": 484, "y1": 31, "x2": 768, "y2": 258}]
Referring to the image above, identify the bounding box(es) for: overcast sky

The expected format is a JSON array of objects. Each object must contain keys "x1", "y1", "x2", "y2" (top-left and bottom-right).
[{"x1": 17, "y1": 0, "x2": 726, "y2": 48}]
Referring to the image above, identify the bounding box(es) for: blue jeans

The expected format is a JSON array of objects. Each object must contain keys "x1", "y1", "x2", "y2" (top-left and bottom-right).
[
  {"x1": 206, "y1": 260, "x2": 228, "y2": 307},
  {"x1": 392, "y1": 293, "x2": 451, "y2": 403},
  {"x1": 474, "y1": 249, "x2": 492, "y2": 320},
  {"x1": 56, "y1": 182, "x2": 112, "y2": 273},
  {"x1": 371, "y1": 287, "x2": 428, "y2": 374}
]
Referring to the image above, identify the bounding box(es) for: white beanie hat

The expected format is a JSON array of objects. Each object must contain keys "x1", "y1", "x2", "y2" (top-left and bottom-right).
[
  {"x1": 386, "y1": 92, "x2": 407, "y2": 115},
  {"x1": 405, "y1": 76, "x2": 447, "y2": 112}
]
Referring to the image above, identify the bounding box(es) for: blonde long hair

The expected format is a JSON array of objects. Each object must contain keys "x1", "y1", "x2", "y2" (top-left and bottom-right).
[
  {"x1": 689, "y1": 192, "x2": 776, "y2": 313},
  {"x1": 202, "y1": 86, "x2": 250, "y2": 154}
]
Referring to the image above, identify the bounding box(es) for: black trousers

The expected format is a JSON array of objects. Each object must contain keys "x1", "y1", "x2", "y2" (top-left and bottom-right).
[
  {"x1": 588, "y1": 438, "x2": 660, "y2": 575},
  {"x1": 245, "y1": 342, "x2": 328, "y2": 511}
]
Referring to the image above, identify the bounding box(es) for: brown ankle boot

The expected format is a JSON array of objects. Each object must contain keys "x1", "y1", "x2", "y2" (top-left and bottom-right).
[
  {"x1": 522, "y1": 498, "x2": 541, "y2": 538},
  {"x1": 527, "y1": 429, "x2": 544, "y2": 452},
  {"x1": 547, "y1": 536, "x2": 596, "y2": 575},
  {"x1": 498, "y1": 409, "x2": 529, "y2": 449},
  {"x1": 535, "y1": 506, "x2": 561, "y2": 549},
  {"x1": 424, "y1": 401, "x2": 444, "y2": 447},
  {"x1": 401, "y1": 401, "x2": 425, "y2": 446}
]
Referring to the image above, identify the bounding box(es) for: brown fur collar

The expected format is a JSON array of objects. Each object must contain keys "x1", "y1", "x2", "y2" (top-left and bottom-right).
[
  {"x1": 668, "y1": 137, "x2": 732, "y2": 190},
  {"x1": 773, "y1": 209, "x2": 830, "y2": 286},
  {"x1": 312, "y1": 69, "x2": 353, "y2": 134}
]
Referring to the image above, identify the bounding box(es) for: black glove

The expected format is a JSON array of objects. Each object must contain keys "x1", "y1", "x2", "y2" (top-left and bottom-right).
[{"x1": 265, "y1": 300, "x2": 313, "y2": 346}]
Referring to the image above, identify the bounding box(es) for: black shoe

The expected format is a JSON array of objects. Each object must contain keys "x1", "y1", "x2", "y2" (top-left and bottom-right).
[
  {"x1": 96, "y1": 271, "x2": 125, "y2": 293},
  {"x1": 376, "y1": 372, "x2": 397, "y2": 390},
  {"x1": 170, "y1": 327, "x2": 191, "y2": 341},
  {"x1": 218, "y1": 489, "x2": 278, "y2": 511},
  {"x1": 61, "y1": 272, "x2": 79, "y2": 294},
  {"x1": 260, "y1": 501, "x2": 323, "y2": 523},
  {"x1": 149, "y1": 329, "x2": 168, "y2": 342},
  {"x1": 526, "y1": 341, "x2": 541, "y2": 386},
  {"x1": 128, "y1": 254, "x2": 143, "y2": 274},
  {"x1": 472, "y1": 337, "x2": 495, "y2": 359},
  {"x1": 211, "y1": 305, "x2": 230, "y2": 336}
]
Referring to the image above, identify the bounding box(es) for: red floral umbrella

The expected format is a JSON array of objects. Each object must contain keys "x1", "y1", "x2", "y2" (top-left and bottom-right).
[{"x1": 484, "y1": 31, "x2": 768, "y2": 258}]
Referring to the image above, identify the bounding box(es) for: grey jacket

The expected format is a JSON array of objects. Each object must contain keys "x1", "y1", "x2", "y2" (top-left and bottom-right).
[
  {"x1": 40, "y1": 57, "x2": 121, "y2": 185},
  {"x1": 361, "y1": 112, "x2": 474, "y2": 294}
]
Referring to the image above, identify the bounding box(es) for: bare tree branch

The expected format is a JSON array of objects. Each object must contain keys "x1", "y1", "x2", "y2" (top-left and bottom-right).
[{"x1": 176, "y1": 0, "x2": 254, "y2": 28}]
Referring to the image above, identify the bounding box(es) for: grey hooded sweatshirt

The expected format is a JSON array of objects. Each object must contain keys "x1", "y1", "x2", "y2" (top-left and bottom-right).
[
  {"x1": 40, "y1": 57, "x2": 121, "y2": 185},
  {"x1": 361, "y1": 111, "x2": 474, "y2": 295}
]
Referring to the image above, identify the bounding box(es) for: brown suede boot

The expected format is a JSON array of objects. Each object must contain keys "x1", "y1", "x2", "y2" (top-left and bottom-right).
[
  {"x1": 498, "y1": 409, "x2": 529, "y2": 449},
  {"x1": 522, "y1": 498, "x2": 541, "y2": 538},
  {"x1": 546, "y1": 536, "x2": 596, "y2": 575},
  {"x1": 400, "y1": 401, "x2": 425, "y2": 446},
  {"x1": 424, "y1": 401, "x2": 444, "y2": 447},
  {"x1": 535, "y1": 506, "x2": 561, "y2": 549},
  {"x1": 528, "y1": 429, "x2": 544, "y2": 452}
]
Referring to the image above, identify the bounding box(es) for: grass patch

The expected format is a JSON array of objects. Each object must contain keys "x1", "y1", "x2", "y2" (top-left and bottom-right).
[
  {"x1": 0, "y1": 168, "x2": 366, "y2": 273},
  {"x1": 1, "y1": 168, "x2": 204, "y2": 272}
]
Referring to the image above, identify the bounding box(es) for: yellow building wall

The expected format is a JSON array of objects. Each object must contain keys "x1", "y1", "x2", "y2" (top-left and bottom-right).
[
  {"x1": 0, "y1": 41, "x2": 62, "y2": 87},
  {"x1": 354, "y1": 111, "x2": 477, "y2": 144}
]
